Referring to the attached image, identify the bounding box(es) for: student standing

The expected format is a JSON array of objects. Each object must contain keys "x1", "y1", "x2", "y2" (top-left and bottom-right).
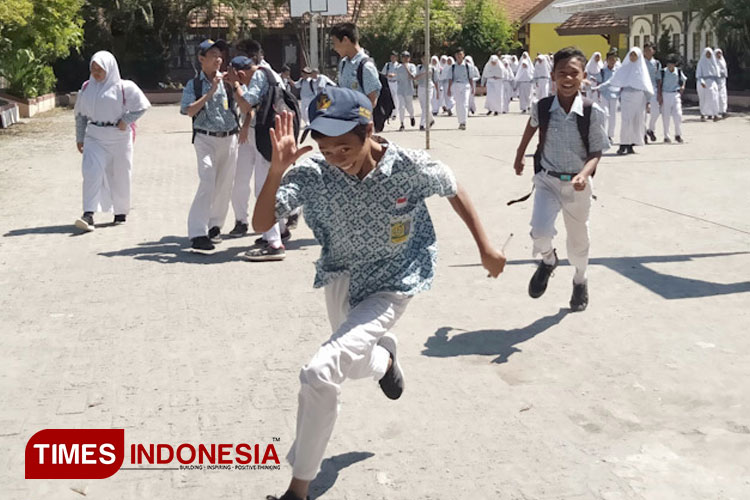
[
  {"x1": 439, "y1": 56, "x2": 456, "y2": 116},
  {"x1": 331, "y1": 22, "x2": 381, "y2": 107},
  {"x1": 658, "y1": 53, "x2": 687, "y2": 144},
  {"x1": 294, "y1": 67, "x2": 316, "y2": 126},
  {"x1": 515, "y1": 52, "x2": 534, "y2": 113},
  {"x1": 584, "y1": 51, "x2": 603, "y2": 102},
  {"x1": 381, "y1": 51, "x2": 401, "y2": 119},
  {"x1": 73, "y1": 50, "x2": 150, "y2": 232},
  {"x1": 533, "y1": 54, "x2": 552, "y2": 100},
  {"x1": 429, "y1": 56, "x2": 441, "y2": 116},
  {"x1": 597, "y1": 49, "x2": 620, "y2": 142},
  {"x1": 696, "y1": 47, "x2": 721, "y2": 122},
  {"x1": 714, "y1": 48, "x2": 728, "y2": 118},
  {"x1": 396, "y1": 51, "x2": 417, "y2": 131},
  {"x1": 513, "y1": 47, "x2": 609, "y2": 312},
  {"x1": 598, "y1": 47, "x2": 653, "y2": 155},
  {"x1": 257, "y1": 88, "x2": 506, "y2": 500},
  {"x1": 482, "y1": 55, "x2": 504, "y2": 115},
  {"x1": 643, "y1": 42, "x2": 662, "y2": 143},
  {"x1": 180, "y1": 39, "x2": 239, "y2": 252},
  {"x1": 500, "y1": 58, "x2": 514, "y2": 113},
  {"x1": 414, "y1": 54, "x2": 438, "y2": 130},
  {"x1": 447, "y1": 48, "x2": 473, "y2": 130}
]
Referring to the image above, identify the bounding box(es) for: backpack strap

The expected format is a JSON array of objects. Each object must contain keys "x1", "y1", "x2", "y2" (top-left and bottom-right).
[
  {"x1": 356, "y1": 60, "x2": 365, "y2": 92},
  {"x1": 577, "y1": 98, "x2": 593, "y2": 156},
  {"x1": 191, "y1": 75, "x2": 202, "y2": 143},
  {"x1": 309, "y1": 79, "x2": 314, "y2": 93},
  {"x1": 451, "y1": 64, "x2": 455, "y2": 81},
  {"x1": 534, "y1": 96, "x2": 555, "y2": 171}
]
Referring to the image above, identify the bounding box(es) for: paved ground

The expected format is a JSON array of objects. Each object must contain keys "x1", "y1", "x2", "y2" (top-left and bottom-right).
[{"x1": 1, "y1": 97, "x2": 749, "y2": 500}]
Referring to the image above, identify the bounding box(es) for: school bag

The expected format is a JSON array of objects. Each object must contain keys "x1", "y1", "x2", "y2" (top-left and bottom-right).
[
  {"x1": 451, "y1": 62, "x2": 475, "y2": 82},
  {"x1": 508, "y1": 95, "x2": 595, "y2": 206},
  {"x1": 191, "y1": 75, "x2": 238, "y2": 143},
  {"x1": 659, "y1": 67, "x2": 684, "y2": 88},
  {"x1": 343, "y1": 58, "x2": 394, "y2": 132},
  {"x1": 254, "y1": 66, "x2": 301, "y2": 162}
]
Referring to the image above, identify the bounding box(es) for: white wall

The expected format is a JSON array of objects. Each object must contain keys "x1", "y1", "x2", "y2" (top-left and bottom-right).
[{"x1": 528, "y1": 0, "x2": 571, "y2": 24}]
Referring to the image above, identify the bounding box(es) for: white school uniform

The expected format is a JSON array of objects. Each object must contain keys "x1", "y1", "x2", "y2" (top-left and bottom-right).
[
  {"x1": 482, "y1": 56, "x2": 504, "y2": 113},
  {"x1": 515, "y1": 54, "x2": 534, "y2": 112},
  {"x1": 396, "y1": 62, "x2": 416, "y2": 123},
  {"x1": 696, "y1": 48, "x2": 721, "y2": 117},
  {"x1": 660, "y1": 67, "x2": 687, "y2": 140},
  {"x1": 465, "y1": 56, "x2": 480, "y2": 113},
  {"x1": 381, "y1": 61, "x2": 401, "y2": 118},
  {"x1": 450, "y1": 61, "x2": 473, "y2": 125},
  {"x1": 533, "y1": 57, "x2": 551, "y2": 100},
  {"x1": 439, "y1": 57, "x2": 455, "y2": 112},
  {"x1": 714, "y1": 49, "x2": 728, "y2": 114},
  {"x1": 416, "y1": 63, "x2": 437, "y2": 127},
  {"x1": 644, "y1": 56, "x2": 662, "y2": 132}
]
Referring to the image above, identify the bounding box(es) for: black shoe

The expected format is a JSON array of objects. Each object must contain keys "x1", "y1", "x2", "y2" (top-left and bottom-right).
[
  {"x1": 494, "y1": 112, "x2": 499, "y2": 116},
  {"x1": 429, "y1": 119, "x2": 435, "y2": 127},
  {"x1": 570, "y1": 281, "x2": 589, "y2": 312},
  {"x1": 528, "y1": 250, "x2": 558, "y2": 299},
  {"x1": 113, "y1": 214, "x2": 126, "y2": 224},
  {"x1": 377, "y1": 335, "x2": 403, "y2": 400},
  {"x1": 410, "y1": 117, "x2": 415, "y2": 127},
  {"x1": 191, "y1": 236, "x2": 215, "y2": 252},
  {"x1": 616, "y1": 145, "x2": 627, "y2": 155},
  {"x1": 399, "y1": 123, "x2": 405, "y2": 131},
  {"x1": 419, "y1": 125, "x2": 425, "y2": 131},
  {"x1": 664, "y1": 137, "x2": 672, "y2": 144},
  {"x1": 208, "y1": 226, "x2": 222, "y2": 244},
  {"x1": 266, "y1": 492, "x2": 310, "y2": 500},
  {"x1": 286, "y1": 212, "x2": 299, "y2": 230},
  {"x1": 713, "y1": 115, "x2": 720, "y2": 122},
  {"x1": 254, "y1": 230, "x2": 290, "y2": 247},
  {"x1": 244, "y1": 244, "x2": 286, "y2": 262},
  {"x1": 675, "y1": 135, "x2": 683, "y2": 143},
  {"x1": 627, "y1": 145, "x2": 635, "y2": 154},
  {"x1": 228, "y1": 220, "x2": 248, "y2": 237},
  {"x1": 644, "y1": 133, "x2": 649, "y2": 145},
  {"x1": 447, "y1": 110, "x2": 453, "y2": 116},
  {"x1": 486, "y1": 110, "x2": 492, "y2": 116},
  {"x1": 647, "y1": 129, "x2": 657, "y2": 142},
  {"x1": 75, "y1": 212, "x2": 95, "y2": 232}
]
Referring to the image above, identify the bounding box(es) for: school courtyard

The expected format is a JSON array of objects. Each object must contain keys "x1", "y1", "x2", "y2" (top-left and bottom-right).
[{"x1": 1, "y1": 99, "x2": 749, "y2": 499}]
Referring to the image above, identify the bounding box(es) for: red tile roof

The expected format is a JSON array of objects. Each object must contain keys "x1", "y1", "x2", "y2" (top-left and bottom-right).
[{"x1": 555, "y1": 12, "x2": 628, "y2": 35}]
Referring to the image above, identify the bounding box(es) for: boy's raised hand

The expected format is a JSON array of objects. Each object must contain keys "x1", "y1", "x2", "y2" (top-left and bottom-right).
[{"x1": 270, "y1": 111, "x2": 312, "y2": 174}]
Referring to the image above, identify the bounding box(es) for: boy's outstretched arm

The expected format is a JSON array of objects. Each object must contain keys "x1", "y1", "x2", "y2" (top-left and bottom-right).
[
  {"x1": 448, "y1": 183, "x2": 506, "y2": 278},
  {"x1": 513, "y1": 119, "x2": 538, "y2": 176}
]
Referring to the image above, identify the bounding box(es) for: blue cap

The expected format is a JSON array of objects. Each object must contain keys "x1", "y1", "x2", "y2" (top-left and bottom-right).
[
  {"x1": 198, "y1": 39, "x2": 228, "y2": 55},
  {"x1": 229, "y1": 56, "x2": 254, "y2": 69},
  {"x1": 306, "y1": 87, "x2": 372, "y2": 138}
]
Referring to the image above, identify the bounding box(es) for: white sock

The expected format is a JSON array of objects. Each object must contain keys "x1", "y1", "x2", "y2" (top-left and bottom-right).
[
  {"x1": 542, "y1": 249, "x2": 556, "y2": 265},
  {"x1": 573, "y1": 268, "x2": 587, "y2": 284}
]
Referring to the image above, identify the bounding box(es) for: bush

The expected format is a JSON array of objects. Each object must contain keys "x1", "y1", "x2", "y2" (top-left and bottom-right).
[
  {"x1": 2, "y1": 49, "x2": 57, "y2": 98},
  {"x1": 457, "y1": 0, "x2": 517, "y2": 68}
]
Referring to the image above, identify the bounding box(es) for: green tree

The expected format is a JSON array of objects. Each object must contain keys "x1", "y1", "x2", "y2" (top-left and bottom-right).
[
  {"x1": 0, "y1": 0, "x2": 84, "y2": 97},
  {"x1": 457, "y1": 0, "x2": 516, "y2": 69}
]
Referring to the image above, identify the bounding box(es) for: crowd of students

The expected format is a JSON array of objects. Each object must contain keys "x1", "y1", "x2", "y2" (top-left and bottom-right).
[{"x1": 69, "y1": 20, "x2": 733, "y2": 500}]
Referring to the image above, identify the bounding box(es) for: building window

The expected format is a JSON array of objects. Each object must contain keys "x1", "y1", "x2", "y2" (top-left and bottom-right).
[
  {"x1": 673, "y1": 33, "x2": 681, "y2": 50},
  {"x1": 634, "y1": 35, "x2": 640, "y2": 48},
  {"x1": 693, "y1": 32, "x2": 700, "y2": 60},
  {"x1": 644, "y1": 34, "x2": 650, "y2": 44},
  {"x1": 705, "y1": 32, "x2": 713, "y2": 48}
]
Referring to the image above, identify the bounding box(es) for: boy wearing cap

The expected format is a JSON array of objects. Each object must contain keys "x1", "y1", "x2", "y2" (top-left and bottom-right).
[
  {"x1": 381, "y1": 51, "x2": 401, "y2": 119},
  {"x1": 180, "y1": 39, "x2": 239, "y2": 252},
  {"x1": 331, "y1": 22, "x2": 381, "y2": 107},
  {"x1": 396, "y1": 51, "x2": 416, "y2": 131},
  {"x1": 254, "y1": 87, "x2": 506, "y2": 500},
  {"x1": 658, "y1": 54, "x2": 687, "y2": 144}
]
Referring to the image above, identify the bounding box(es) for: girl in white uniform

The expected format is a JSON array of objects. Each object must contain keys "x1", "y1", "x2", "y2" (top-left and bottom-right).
[
  {"x1": 74, "y1": 51, "x2": 150, "y2": 232},
  {"x1": 696, "y1": 48, "x2": 721, "y2": 121},
  {"x1": 482, "y1": 55, "x2": 504, "y2": 115},
  {"x1": 464, "y1": 55, "x2": 480, "y2": 114},
  {"x1": 584, "y1": 51, "x2": 603, "y2": 102},
  {"x1": 714, "y1": 48, "x2": 728, "y2": 118},
  {"x1": 514, "y1": 52, "x2": 534, "y2": 113},
  {"x1": 598, "y1": 47, "x2": 653, "y2": 155},
  {"x1": 413, "y1": 54, "x2": 439, "y2": 130},
  {"x1": 533, "y1": 55, "x2": 551, "y2": 100},
  {"x1": 440, "y1": 56, "x2": 456, "y2": 115},
  {"x1": 501, "y1": 58, "x2": 514, "y2": 113},
  {"x1": 429, "y1": 56, "x2": 441, "y2": 116}
]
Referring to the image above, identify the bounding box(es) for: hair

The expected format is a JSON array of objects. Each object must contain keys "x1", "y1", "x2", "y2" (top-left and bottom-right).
[
  {"x1": 606, "y1": 47, "x2": 619, "y2": 58},
  {"x1": 330, "y1": 23, "x2": 359, "y2": 44},
  {"x1": 643, "y1": 41, "x2": 655, "y2": 50},
  {"x1": 455, "y1": 47, "x2": 465, "y2": 55},
  {"x1": 311, "y1": 123, "x2": 369, "y2": 143},
  {"x1": 552, "y1": 46, "x2": 586, "y2": 71},
  {"x1": 238, "y1": 39, "x2": 262, "y2": 58},
  {"x1": 281, "y1": 65, "x2": 291, "y2": 73},
  {"x1": 666, "y1": 53, "x2": 680, "y2": 65}
]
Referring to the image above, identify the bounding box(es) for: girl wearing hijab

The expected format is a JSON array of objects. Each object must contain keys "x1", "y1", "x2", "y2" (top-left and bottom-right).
[
  {"x1": 696, "y1": 48, "x2": 721, "y2": 121},
  {"x1": 501, "y1": 58, "x2": 514, "y2": 113},
  {"x1": 584, "y1": 51, "x2": 603, "y2": 101},
  {"x1": 533, "y1": 54, "x2": 551, "y2": 99},
  {"x1": 439, "y1": 56, "x2": 455, "y2": 115},
  {"x1": 597, "y1": 47, "x2": 653, "y2": 155},
  {"x1": 714, "y1": 48, "x2": 728, "y2": 118},
  {"x1": 514, "y1": 52, "x2": 534, "y2": 113},
  {"x1": 482, "y1": 55, "x2": 504, "y2": 115},
  {"x1": 413, "y1": 54, "x2": 439, "y2": 130},
  {"x1": 464, "y1": 55, "x2": 480, "y2": 114},
  {"x1": 430, "y1": 55, "x2": 441, "y2": 116},
  {"x1": 74, "y1": 51, "x2": 150, "y2": 232}
]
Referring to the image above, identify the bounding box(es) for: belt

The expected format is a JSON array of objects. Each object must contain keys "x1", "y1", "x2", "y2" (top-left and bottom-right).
[
  {"x1": 541, "y1": 167, "x2": 578, "y2": 181},
  {"x1": 193, "y1": 128, "x2": 239, "y2": 137},
  {"x1": 90, "y1": 121, "x2": 118, "y2": 127}
]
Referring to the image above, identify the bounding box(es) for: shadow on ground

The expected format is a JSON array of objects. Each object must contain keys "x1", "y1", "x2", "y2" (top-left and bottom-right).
[
  {"x1": 422, "y1": 308, "x2": 568, "y2": 364},
  {"x1": 309, "y1": 451, "x2": 375, "y2": 499},
  {"x1": 450, "y1": 251, "x2": 750, "y2": 300}
]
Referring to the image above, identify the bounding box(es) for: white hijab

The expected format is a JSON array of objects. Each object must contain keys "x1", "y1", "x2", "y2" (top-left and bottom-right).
[
  {"x1": 605, "y1": 47, "x2": 653, "y2": 97},
  {"x1": 533, "y1": 55, "x2": 550, "y2": 78},
  {"x1": 430, "y1": 55, "x2": 440, "y2": 68},
  {"x1": 75, "y1": 51, "x2": 150, "y2": 122},
  {"x1": 586, "y1": 52, "x2": 603, "y2": 77},
  {"x1": 698, "y1": 48, "x2": 720, "y2": 78},
  {"x1": 515, "y1": 52, "x2": 534, "y2": 82},
  {"x1": 482, "y1": 55, "x2": 504, "y2": 79},
  {"x1": 714, "y1": 48, "x2": 728, "y2": 77}
]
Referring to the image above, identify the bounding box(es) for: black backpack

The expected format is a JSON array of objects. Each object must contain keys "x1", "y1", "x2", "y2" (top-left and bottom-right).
[
  {"x1": 351, "y1": 59, "x2": 394, "y2": 132},
  {"x1": 660, "y1": 67, "x2": 684, "y2": 88},
  {"x1": 255, "y1": 66, "x2": 301, "y2": 162},
  {"x1": 508, "y1": 96, "x2": 595, "y2": 206},
  {"x1": 191, "y1": 75, "x2": 238, "y2": 143}
]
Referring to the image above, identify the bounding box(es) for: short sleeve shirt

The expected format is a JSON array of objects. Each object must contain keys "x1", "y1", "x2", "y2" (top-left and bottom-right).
[
  {"x1": 530, "y1": 94, "x2": 610, "y2": 174},
  {"x1": 661, "y1": 68, "x2": 687, "y2": 93},
  {"x1": 646, "y1": 57, "x2": 662, "y2": 88},
  {"x1": 180, "y1": 72, "x2": 238, "y2": 132},
  {"x1": 339, "y1": 49, "x2": 382, "y2": 98},
  {"x1": 396, "y1": 63, "x2": 416, "y2": 96},
  {"x1": 275, "y1": 140, "x2": 457, "y2": 307},
  {"x1": 450, "y1": 62, "x2": 473, "y2": 84}
]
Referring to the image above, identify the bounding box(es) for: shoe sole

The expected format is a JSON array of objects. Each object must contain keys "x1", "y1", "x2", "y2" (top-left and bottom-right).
[
  {"x1": 189, "y1": 247, "x2": 216, "y2": 254},
  {"x1": 74, "y1": 219, "x2": 94, "y2": 232},
  {"x1": 243, "y1": 252, "x2": 286, "y2": 262},
  {"x1": 378, "y1": 334, "x2": 404, "y2": 399}
]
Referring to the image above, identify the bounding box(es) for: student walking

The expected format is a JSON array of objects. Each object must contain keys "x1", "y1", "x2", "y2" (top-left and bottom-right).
[
  {"x1": 381, "y1": 51, "x2": 401, "y2": 119},
  {"x1": 597, "y1": 49, "x2": 620, "y2": 142},
  {"x1": 447, "y1": 48, "x2": 473, "y2": 130},
  {"x1": 643, "y1": 42, "x2": 662, "y2": 143},
  {"x1": 658, "y1": 53, "x2": 687, "y2": 144},
  {"x1": 73, "y1": 51, "x2": 150, "y2": 232},
  {"x1": 396, "y1": 51, "x2": 417, "y2": 131},
  {"x1": 414, "y1": 54, "x2": 438, "y2": 130},
  {"x1": 714, "y1": 48, "x2": 728, "y2": 118},
  {"x1": 696, "y1": 47, "x2": 721, "y2": 122},
  {"x1": 515, "y1": 52, "x2": 534, "y2": 113},
  {"x1": 482, "y1": 55, "x2": 504, "y2": 115}
]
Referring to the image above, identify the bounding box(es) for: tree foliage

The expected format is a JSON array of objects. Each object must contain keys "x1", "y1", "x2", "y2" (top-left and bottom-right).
[
  {"x1": 457, "y1": 0, "x2": 517, "y2": 68},
  {"x1": 0, "y1": 0, "x2": 83, "y2": 97}
]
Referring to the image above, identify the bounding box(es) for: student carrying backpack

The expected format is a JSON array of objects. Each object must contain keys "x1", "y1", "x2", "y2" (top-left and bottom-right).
[
  {"x1": 354, "y1": 60, "x2": 394, "y2": 132},
  {"x1": 254, "y1": 66, "x2": 301, "y2": 162}
]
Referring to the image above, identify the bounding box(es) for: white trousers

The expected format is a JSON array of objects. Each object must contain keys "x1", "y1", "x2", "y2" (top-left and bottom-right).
[
  {"x1": 484, "y1": 79, "x2": 503, "y2": 112},
  {"x1": 388, "y1": 81, "x2": 399, "y2": 117},
  {"x1": 530, "y1": 172, "x2": 592, "y2": 284},
  {"x1": 502, "y1": 81, "x2": 513, "y2": 113},
  {"x1": 619, "y1": 89, "x2": 647, "y2": 146},
  {"x1": 300, "y1": 97, "x2": 313, "y2": 125},
  {"x1": 453, "y1": 83, "x2": 471, "y2": 125},
  {"x1": 439, "y1": 80, "x2": 454, "y2": 111},
  {"x1": 417, "y1": 86, "x2": 434, "y2": 127},
  {"x1": 81, "y1": 125, "x2": 133, "y2": 215},
  {"x1": 534, "y1": 78, "x2": 550, "y2": 100},
  {"x1": 232, "y1": 131, "x2": 285, "y2": 245},
  {"x1": 431, "y1": 83, "x2": 440, "y2": 114},
  {"x1": 699, "y1": 81, "x2": 720, "y2": 116},
  {"x1": 286, "y1": 275, "x2": 411, "y2": 480},
  {"x1": 718, "y1": 78, "x2": 728, "y2": 114},
  {"x1": 661, "y1": 92, "x2": 683, "y2": 139},
  {"x1": 647, "y1": 93, "x2": 660, "y2": 132},
  {"x1": 518, "y1": 82, "x2": 532, "y2": 112},
  {"x1": 187, "y1": 133, "x2": 238, "y2": 239},
  {"x1": 603, "y1": 97, "x2": 618, "y2": 138},
  {"x1": 398, "y1": 93, "x2": 415, "y2": 123},
  {"x1": 469, "y1": 84, "x2": 477, "y2": 113}
]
